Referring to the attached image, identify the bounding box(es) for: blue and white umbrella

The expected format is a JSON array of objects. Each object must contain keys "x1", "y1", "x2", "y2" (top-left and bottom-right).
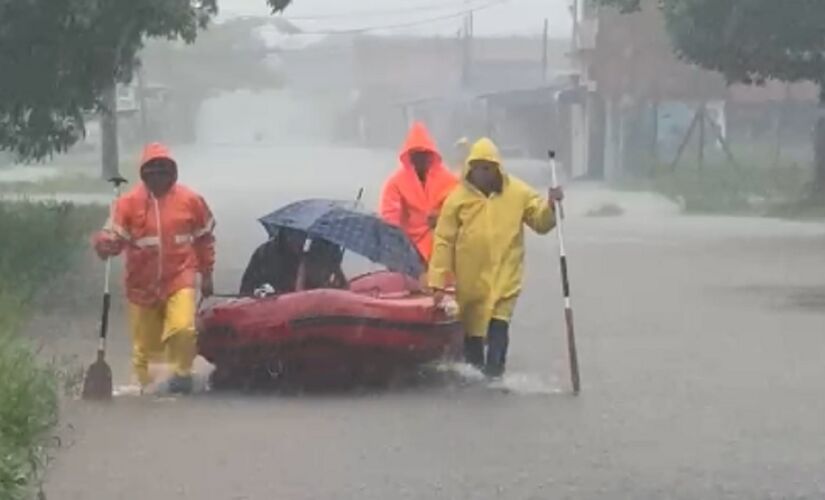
[{"x1": 258, "y1": 199, "x2": 424, "y2": 278}]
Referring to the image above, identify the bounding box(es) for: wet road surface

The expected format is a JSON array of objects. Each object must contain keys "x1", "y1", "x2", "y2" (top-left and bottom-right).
[{"x1": 31, "y1": 144, "x2": 825, "y2": 499}]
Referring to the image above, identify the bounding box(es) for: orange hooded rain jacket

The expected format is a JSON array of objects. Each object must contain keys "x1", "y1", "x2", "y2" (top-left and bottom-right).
[
  {"x1": 379, "y1": 122, "x2": 458, "y2": 262},
  {"x1": 93, "y1": 143, "x2": 216, "y2": 307}
]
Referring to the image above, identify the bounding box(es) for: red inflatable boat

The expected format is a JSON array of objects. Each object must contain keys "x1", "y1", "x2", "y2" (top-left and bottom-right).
[{"x1": 197, "y1": 271, "x2": 463, "y2": 388}]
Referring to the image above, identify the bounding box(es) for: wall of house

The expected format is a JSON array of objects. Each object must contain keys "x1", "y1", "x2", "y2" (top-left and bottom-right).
[{"x1": 593, "y1": 3, "x2": 820, "y2": 178}]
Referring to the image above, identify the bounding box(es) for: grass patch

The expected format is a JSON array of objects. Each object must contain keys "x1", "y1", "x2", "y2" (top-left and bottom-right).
[
  {"x1": 614, "y1": 160, "x2": 813, "y2": 215},
  {"x1": 0, "y1": 173, "x2": 111, "y2": 196},
  {"x1": 0, "y1": 336, "x2": 59, "y2": 499},
  {"x1": 0, "y1": 201, "x2": 105, "y2": 500}
]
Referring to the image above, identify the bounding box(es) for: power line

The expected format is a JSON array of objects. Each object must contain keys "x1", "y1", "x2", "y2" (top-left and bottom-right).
[
  {"x1": 284, "y1": 0, "x2": 491, "y2": 21},
  {"x1": 293, "y1": 0, "x2": 512, "y2": 35}
]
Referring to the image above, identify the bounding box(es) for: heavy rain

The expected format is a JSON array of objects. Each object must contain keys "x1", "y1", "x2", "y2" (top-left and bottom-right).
[{"x1": 1, "y1": 0, "x2": 824, "y2": 498}]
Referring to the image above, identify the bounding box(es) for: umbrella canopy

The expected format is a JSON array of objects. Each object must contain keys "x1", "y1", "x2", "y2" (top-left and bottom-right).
[{"x1": 258, "y1": 199, "x2": 424, "y2": 277}]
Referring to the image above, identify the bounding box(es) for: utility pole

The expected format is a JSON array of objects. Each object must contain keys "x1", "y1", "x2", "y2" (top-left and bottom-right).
[
  {"x1": 469, "y1": 10, "x2": 474, "y2": 85},
  {"x1": 136, "y1": 64, "x2": 150, "y2": 145},
  {"x1": 542, "y1": 18, "x2": 549, "y2": 83},
  {"x1": 571, "y1": 0, "x2": 579, "y2": 48},
  {"x1": 461, "y1": 11, "x2": 474, "y2": 88},
  {"x1": 100, "y1": 76, "x2": 120, "y2": 180},
  {"x1": 570, "y1": 0, "x2": 585, "y2": 178},
  {"x1": 698, "y1": 102, "x2": 706, "y2": 170},
  {"x1": 461, "y1": 18, "x2": 467, "y2": 88},
  {"x1": 568, "y1": 0, "x2": 597, "y2": 179}
]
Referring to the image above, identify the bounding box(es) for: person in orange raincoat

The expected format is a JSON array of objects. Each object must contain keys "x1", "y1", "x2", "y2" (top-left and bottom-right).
[
  {"x1": 379, "y1": 122, "x2": 458, "y2": 264},
  {"x1": 93, "y1": 143, "x2": 216, "y2": 394}
]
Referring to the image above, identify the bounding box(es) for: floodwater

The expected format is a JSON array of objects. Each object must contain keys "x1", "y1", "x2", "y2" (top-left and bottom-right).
[{"x1": 28, "y1": 141, "x2": 825, "y2": 499}]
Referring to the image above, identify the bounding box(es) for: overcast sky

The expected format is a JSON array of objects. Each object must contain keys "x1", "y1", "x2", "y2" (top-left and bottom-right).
[{"x1": 218, "y1": 0, "x2": 573, "y2": 38}]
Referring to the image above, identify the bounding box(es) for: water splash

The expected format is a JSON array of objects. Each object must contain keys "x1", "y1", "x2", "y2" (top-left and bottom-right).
[
  {"x1": 112, "y1": 384, "x2": 143, "y2": 397},
  {"x1": 432, "y1": 362, "x2": 563, "y2": 395},
  {"x1": 113, "y1": 357, "x2": 215, "y2": 397},
  {"x1": 433, "y1": 361, "x2": 486, "y2": 383}
]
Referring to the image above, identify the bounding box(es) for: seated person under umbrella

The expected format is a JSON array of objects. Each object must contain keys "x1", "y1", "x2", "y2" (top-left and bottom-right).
[
  {"x1": 239, "y1": 228, "x2": 307, "y2": 296},
  {"x1": 296, "y1": 238, "x2": 347, "y2": 291}
]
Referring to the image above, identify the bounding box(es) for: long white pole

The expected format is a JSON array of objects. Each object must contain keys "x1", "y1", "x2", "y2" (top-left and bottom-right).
[{"x1": 549, "y1": 150, "x2": 581, "y2": 394}]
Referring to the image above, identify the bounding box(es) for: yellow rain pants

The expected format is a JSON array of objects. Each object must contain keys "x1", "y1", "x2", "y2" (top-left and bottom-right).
[{"x1": 128, "y1": 288, "x2": 197, "y2": 386}]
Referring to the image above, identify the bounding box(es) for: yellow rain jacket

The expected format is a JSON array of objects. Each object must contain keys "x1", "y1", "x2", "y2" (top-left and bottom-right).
[{"x1": 428, "y1": 138, "x2": 556, "y2": 338}]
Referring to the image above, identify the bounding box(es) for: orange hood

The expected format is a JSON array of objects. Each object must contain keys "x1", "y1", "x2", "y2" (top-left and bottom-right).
[
  {"x1": 139, "y1": 142, "x2": 178, "y2": 179},
  {"x1": 399, "y1": 122, "x2": 443, "y2": 169}
]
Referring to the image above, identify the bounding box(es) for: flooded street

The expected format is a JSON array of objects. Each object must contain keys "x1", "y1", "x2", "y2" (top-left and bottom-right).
[
  {"x1": 3, "y1": 0, "x2": 825, "y2": 497},
  {"x1": 38, "y1": 143, "x2": 825, "y2": 499}
]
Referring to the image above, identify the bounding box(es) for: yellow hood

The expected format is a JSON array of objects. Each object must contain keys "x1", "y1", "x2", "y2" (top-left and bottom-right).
[{"x1": 463, "y1": 137, "x2": 503, "y2": 178}]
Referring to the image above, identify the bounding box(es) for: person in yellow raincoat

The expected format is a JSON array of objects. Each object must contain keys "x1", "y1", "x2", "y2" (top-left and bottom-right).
[{"x1": 428, "y1": 138, "x2": 563, "y2": 377}]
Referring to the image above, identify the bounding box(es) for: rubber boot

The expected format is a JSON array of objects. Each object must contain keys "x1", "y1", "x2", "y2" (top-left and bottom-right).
[
  {"x1": 484, "y1": 319, "x2": 509, "y2": 379},
  {"x1": 167, "y1": 375, "x2": 193, "y2": 395},
  {"x1": 463, "y1": 336, "x2": 485, "y2": 370},
  {"x1": 165, "y1": 332, "x2": 197, "y2": 395}
]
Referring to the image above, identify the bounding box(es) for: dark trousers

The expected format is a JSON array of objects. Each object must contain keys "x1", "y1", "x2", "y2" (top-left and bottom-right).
[{"x1": 463, "y1": 319, "x2": 510, "y2": 377}]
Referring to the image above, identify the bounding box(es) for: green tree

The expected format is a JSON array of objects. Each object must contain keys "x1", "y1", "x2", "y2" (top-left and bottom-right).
[
  {"x1": 137, "y1": 17, "x2": 294, "y2": 145},
  {"x1": 594, "y1": 0, "x2": 825, "y2": 197},
  {"x1": 141, "y1": 17, "x2": 294, "y2": 94},
  {"x1": 0, "y1": 0, "x2": 292, "y2": 163}
]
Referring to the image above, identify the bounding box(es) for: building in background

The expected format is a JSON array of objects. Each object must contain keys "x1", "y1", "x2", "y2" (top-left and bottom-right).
[
  {"x1": 588, "y1": 0, "x2": 820, "y2": 179},
  {"x1": 334, "y1": 35, "x2": 573, "y2": 152}
]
